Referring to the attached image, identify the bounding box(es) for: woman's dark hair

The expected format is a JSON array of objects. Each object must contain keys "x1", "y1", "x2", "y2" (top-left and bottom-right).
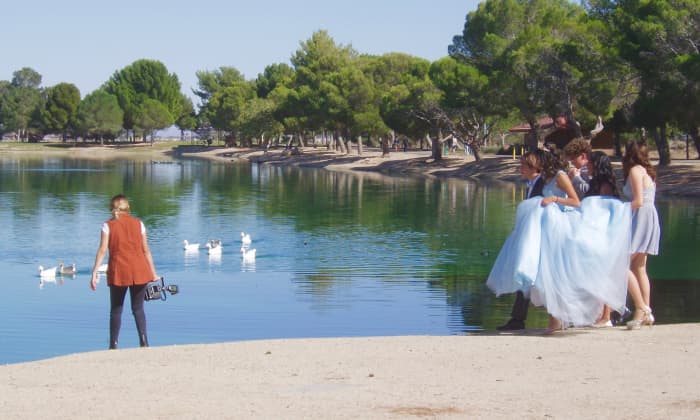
[
  {"x1": 541, "y1": 149, "x2": 566, "y2": 180},
  {"x1": 623, "y1": 139, "x2": 656, "y2": 181},
  {"x1": 586, "y1": 151, "x2": 619, "y2": 197}
]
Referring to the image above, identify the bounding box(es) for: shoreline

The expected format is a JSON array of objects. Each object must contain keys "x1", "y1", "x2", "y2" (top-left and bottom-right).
[
  {"x1": 2, "y1": 325, "x2": 699, "y2": 419},
  {"x1": 4, "y1": 142, "x2": 696, "y2": 197},
  {"x1": 174, "y1": 144, "x2": 700, "y2": 197}
]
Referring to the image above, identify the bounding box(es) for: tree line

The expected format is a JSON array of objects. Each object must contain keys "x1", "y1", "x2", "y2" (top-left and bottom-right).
[{"x1": 0, "y1": 0, "x2": 698, "y2": 164}]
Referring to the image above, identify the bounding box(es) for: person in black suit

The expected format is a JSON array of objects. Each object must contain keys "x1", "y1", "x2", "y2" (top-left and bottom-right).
[{"x1": 496, "y1": 150, "x2": 545, "y2": 331}]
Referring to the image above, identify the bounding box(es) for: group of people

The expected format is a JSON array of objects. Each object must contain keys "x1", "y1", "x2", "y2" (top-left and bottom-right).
[
  {"x1": 87, "y1": 139, "x2": 660, "y2": 350},
  {"x1": 487, "y1": 138, "x2": 661, "y2": 333}
]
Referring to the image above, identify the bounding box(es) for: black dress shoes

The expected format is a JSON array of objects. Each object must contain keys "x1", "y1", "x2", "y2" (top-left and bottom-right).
[{"x1": 496, "y1": 319, "x2": 525, "y2": 331}]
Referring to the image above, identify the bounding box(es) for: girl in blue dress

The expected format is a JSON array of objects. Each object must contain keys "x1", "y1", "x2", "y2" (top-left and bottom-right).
[{"x1": 622, "y1": 140, "x2": 661, "y2": 329}]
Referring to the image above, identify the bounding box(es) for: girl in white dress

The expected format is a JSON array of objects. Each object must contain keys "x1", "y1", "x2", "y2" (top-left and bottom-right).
[{"x1": 622, "y1": 140, "x2": 661, "y2": 329}]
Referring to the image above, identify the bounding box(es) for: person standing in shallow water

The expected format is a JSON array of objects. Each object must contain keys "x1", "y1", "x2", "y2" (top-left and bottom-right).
[{"x1": 90, "y1": 194, "x2": 159, "y2": 349}]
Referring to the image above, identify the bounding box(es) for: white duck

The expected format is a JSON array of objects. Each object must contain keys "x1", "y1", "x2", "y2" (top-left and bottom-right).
[
  {"x1": 58, "y1": 262, "x2": 77, "y2": 276},
  {"x1": 38, "y1": 265, "x2": 57, "y2": 278},
  {"x1": 240, "y1": 232, "x2": 252, "y2": 246},
  {"x1": 183, "y1": 240, "x2": 200, "y2": 251},
  {"x1": 240, "y1": 247, "x2": 256, "y2": 262},
  {"x1": 206, "y1": 239, "x2": 223, "y2": 254}
]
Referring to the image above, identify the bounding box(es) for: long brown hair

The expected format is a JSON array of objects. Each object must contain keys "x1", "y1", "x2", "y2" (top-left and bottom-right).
[{"x1": 623, "y1": 139, "x2": 656, "y2": 181}]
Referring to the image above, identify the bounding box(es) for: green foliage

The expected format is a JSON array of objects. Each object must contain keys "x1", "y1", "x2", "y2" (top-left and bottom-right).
[
  {"x1": 0, "y1": 68, "x2": 44, "y2": 140},
  {"x1": 135, "y1": 98, "x2": 173, "y2": 137},
  {"x1": 75, "y1": 89, "x2": 124, "y2": 141},
  {"x1": 195, "y1": 67, "x2": 255, "y2": 133},
  {"x1": 105, "y1": 59, "x2": 184, "y2": 131},
  {"x1": 41, "y1": 83, "x2": 81, "y2": 137},
  {"x1": 451, "y1": 0, "x2": 625, "y2": 137}
]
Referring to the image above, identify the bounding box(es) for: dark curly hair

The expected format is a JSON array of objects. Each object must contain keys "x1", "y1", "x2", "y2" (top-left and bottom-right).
[
  {"x1": 541, "y1": 149, "x2": 566, "y2": 181},
  {"x1": 586, "y1": 151, "x2": 619, "y2": 197},
  {"x1": 623, "y1": 139, "x2": 657, "y2": 182}
]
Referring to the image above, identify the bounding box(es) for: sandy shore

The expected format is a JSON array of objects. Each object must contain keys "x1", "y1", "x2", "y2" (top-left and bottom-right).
[
  {"x1": 2, "y1": 325, "x2": 699, "y2": 419},
  {"x1": 177, "y1": 144, "x2": 700, "y2": 198}
]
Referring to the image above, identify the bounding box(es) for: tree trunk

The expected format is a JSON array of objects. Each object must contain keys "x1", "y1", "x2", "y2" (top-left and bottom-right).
[
  {"x1": 356, "y1": 135, "x2": 363, "y2": 156},
  {"x1": 381, "y1": 135, "x2": 390, "y2": 157},
  {"x1": 430, "y1": 132, "x2": 442, "y2": 161},
  {"x1": 613, "y1": 130, "x2": 623, "y2": 158},
  {"x1": 689, "y1": 126, "x2": 700, "y2": 159},
  {"x1": 650, "y1": 125, "x2": 671, "y2": 166},
  {"x1": 337, "y1": 133, "x2": 347, "y2": 154},
  {"x1": 525, "y1": 118, "x2": 540, "y2": 151},
  {"x1": 472, "y1": 145, "x2": 482, "y2": 161}
]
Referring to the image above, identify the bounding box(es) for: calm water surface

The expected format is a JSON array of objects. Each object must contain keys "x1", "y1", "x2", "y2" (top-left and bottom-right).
[{"x1": 1, "y1": 156, "x2": 698, "y2": 364}]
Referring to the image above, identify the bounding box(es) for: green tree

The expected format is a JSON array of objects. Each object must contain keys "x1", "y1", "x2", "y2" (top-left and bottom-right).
[
  {"x1": 195, "y1": 67, "x2": 255, "y2": 144},
  {"x1": 238, "y1": 97, "x2": 284, "y2": 146},
  {"x1": 450, "y1": 0, "x2": 621, "y2": 148},
  {"x1": 175, "y1": 96, "x2": 197, "y2": 140},
  {"x1": 105, "y1": 59, "x2": 184, "y2": 140},
  {"x1": 0, "y1": 68, "x2": 44, "y2": 141},
  {"x1": 41, "y1": 83, "x2": 81, "y2": 141},
  {"x1": 429, "y1": 56, "x2": 495, "y2": 160},
  {"x1": 610, "y1": 0, "x2": 700, "y2": 163},
  {"x1": 255, "y1": 63, "x2": 295, "y2": 99},
  {"x1": 134, "y1": 98, "x2": 174, "y2": 143},
  {"x1": 75, "y1": 89, "x2": 124, "y2": 144},
  {"x1": 286, "y1": 30, "x2": 358, "y2": 148},
  {"x1": 361, "y1": 53, "x2": 440, "y2": 154}
]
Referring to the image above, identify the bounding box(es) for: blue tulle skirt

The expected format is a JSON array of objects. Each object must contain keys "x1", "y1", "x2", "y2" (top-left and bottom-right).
[{"x1": 487, "y1": 196, "x2": 632, "y2": 326}]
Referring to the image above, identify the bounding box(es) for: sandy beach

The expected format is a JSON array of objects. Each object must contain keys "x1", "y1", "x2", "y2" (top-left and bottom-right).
[
  {"x1": 2, "y1": 325, "x2": 699, "y2": 419},
  {"x1": 2, "y1": 142, "x2": 699, "y2": 418}
]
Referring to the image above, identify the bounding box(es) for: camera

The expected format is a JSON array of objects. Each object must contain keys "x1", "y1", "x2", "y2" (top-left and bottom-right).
[{"x1": 145, "y1": 277, "x2": 180, "y2": 301}]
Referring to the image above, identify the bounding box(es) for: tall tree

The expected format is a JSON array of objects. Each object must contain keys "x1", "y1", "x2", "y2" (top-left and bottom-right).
[
  {"x1": 75, "y1": 89, "x2": 124, "y2": 144},
  {"x1": 286, "y1": 30, "x2": 358, "y2": 146},
  {"x1": 41, "y1": 82, "x2": 81, "y2": 141},
  {"x1": 195, "y1": 67, "x2": 255, "y2": 142},
  {"x1": 362, "y1": 53, "x2": 440, "y2": 154},
  {"x1": 105, "y1": 59, "x2": 184, "y2": 140},
  {"x1": 611, "y1": 0, "x2": 700, "y2": 162},
  {"x1": 1, "y1": 68, "x2": 44, "y2": 141},
  {"x1": 134, "y1": 98, "x2": 173, "y2": 143},
  {"x1": 450, "y1": 0, "x2": 621, "y2": 147}
]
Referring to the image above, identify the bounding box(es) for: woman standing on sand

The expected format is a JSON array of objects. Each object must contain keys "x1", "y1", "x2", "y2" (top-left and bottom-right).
[
  {"x1": 622, "y1": 140, "x2": 661, "y2": 329},
  {"x1": 90, "y1": 194, "x2": 159, "y2": 349}
]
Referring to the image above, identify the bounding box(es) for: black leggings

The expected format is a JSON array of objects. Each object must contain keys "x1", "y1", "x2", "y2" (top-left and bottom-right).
[{"x1": 109, "y1": 284, "x2": 147, "y2": 346}]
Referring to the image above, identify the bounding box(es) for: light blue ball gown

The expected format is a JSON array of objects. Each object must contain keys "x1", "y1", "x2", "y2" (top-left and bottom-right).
[{"x1": 487, "y1": 172, "x2": 632, "y2": 326}]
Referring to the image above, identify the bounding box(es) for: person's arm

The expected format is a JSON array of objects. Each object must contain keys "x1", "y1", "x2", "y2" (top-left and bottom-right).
[
  {"x1": 628, "y1": 166, "x2": 645, "y2": 209},
  {"x1": 569, "y1": 171, "x2": 589, "y2": 197},
  {"x1": 541, "y1": 172, "x2": 581, "y2": 208},
  {"x1": 90, "y1": 231, "x2": 109, "y2": 291},
  {"x1": 142, "y1": 232, "x2": 158, "y2": 280}
]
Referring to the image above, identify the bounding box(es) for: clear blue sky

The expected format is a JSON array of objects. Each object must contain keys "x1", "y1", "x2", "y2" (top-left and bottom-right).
[{"x1": 1, "y1": 0, "x2": 479, "y2": 103}]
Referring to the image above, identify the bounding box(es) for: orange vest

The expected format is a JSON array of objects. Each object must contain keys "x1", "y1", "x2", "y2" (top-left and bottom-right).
[{"x1": 106, "y1": 214, "x2": 152, "y2": 286}]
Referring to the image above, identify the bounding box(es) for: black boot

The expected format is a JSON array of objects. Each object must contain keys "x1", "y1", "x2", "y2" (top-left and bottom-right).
[
  {"x1": 109, "y1": 340, "x2": 118, "y2": 350},
  {"x1": 139, "y1": 334, "x2": 149, "y2": 348}
]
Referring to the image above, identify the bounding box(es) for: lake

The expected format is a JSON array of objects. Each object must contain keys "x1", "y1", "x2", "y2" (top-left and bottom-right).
[{"x1": 1, "y1": 156, "x2": 698, "y2": 364}]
